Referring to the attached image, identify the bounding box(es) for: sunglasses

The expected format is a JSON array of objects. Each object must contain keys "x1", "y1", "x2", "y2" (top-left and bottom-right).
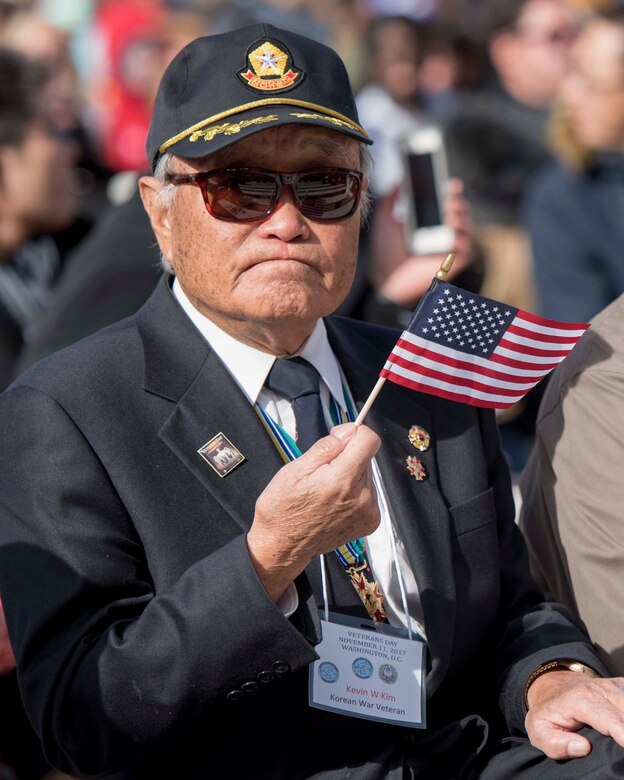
[{"x1": 165, "y1": 167, "x2": 364, "y2": 223}]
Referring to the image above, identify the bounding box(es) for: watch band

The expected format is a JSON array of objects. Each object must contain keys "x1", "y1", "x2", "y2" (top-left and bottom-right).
[{"x1": 524, "y1": 658, "x2": 601, "y2": 710}]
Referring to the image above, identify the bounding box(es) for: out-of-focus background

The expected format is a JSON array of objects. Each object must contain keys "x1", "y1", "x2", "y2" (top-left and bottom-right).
[{"x1": 1, "y1": 1, "x2": 623, "y2": 776}]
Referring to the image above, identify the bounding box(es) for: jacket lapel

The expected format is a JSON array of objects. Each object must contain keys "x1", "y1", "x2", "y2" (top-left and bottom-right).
[
  {"x1": 326, "y1": 317, "x2": 457, "y2": 693},
  {"x1": 158, "y1": 354, "x2": 285, "y2": 531},
  {"x1": 137, "y1": 278, "x2": 284, "y2": 532}
]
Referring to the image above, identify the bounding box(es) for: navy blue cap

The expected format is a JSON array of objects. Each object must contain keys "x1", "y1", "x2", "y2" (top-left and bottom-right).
[{"x1": 146, "y1": 23, "x2": 371, "y2": 171}]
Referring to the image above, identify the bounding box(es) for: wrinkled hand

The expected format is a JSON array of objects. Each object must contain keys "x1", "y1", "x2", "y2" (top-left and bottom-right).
[
  {"x1": 247, "y1": 423, "x2": 381, "y2": 602},
  {"x1": 370, "y1": 178, "x2": 476, "y2": 308},
  {"x1": 526, "y1": 670, "x2": 624, "y2": 759}
]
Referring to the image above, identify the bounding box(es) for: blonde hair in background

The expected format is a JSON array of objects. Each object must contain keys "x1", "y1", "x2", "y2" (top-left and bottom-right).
[{"x1": 547, "y1": 100, "x2": 596, "y2": 172}]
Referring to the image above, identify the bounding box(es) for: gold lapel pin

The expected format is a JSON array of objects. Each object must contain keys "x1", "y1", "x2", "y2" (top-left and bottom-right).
[
  {"x1": 408, "y1": 425, "x2": 430, "y2": 452},
  {"x1": 198, "y1": 433, "x2": 246, "y2": 478},
  {"x1": 406, "y1": 455, "x2": 427, "y2": 482}
]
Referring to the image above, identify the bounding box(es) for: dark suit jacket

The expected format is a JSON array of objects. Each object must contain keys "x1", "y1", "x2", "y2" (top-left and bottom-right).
[{"x1": 0, "y1": 277, "x2": 603, "y2": 779}]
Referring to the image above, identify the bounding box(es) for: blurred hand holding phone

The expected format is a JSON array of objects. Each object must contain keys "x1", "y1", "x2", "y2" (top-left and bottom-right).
[{"x1": 369, "y1": 124, "x2": 476, "y2": 310}]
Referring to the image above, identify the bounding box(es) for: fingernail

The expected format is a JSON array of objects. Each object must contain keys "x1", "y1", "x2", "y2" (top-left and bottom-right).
[
  {"x1": 332, "y1": 423, "x2": 356, "y2": 440},
  {"x1": 567, "y1": 739, "x2": 588, "y2": 757}
]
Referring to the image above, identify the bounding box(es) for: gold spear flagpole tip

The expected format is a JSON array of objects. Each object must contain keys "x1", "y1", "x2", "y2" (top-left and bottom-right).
[{"x1": 435, "y1": 253, "x2": 455, "y2": 282}]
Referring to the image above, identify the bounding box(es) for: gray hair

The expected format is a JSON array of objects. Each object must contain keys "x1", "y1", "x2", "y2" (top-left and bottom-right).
[
  {"x1": 153, "y1": 154, "x2": 176, "y2": 274},
  {"x1": 153, "y1": 142, "x2": 374, "y2": 275}
]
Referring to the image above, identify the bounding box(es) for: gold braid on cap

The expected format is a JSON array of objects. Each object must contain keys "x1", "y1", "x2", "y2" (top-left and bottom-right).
[{"x1": 158, "y1": 98, "x2": 368, "y2": 154}]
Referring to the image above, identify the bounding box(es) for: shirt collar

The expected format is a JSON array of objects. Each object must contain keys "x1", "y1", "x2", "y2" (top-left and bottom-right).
[{"x1": 172, "y1": 278, "x2": 346, "y2": 409}]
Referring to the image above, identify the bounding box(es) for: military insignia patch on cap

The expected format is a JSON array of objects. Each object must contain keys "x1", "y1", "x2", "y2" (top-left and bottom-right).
[{"x1": 238, "y1": 38, "x2": 304, "y2": 93}]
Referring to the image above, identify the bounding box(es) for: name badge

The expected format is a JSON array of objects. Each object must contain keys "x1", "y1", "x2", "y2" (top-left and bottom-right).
[{"x1": 309, "y1": 613, "x2": 426, "y2": 728}]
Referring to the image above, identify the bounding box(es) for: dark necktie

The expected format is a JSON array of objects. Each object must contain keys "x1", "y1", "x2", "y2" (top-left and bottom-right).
[
  {"x1": 265, "y1": 356, "x2": 327, "y2": 452},
  {"x1": 264, "y1": 356, "x2": 387, "y2": 623}
]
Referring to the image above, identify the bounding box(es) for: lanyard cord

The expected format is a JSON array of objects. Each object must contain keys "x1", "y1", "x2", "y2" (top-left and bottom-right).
[{"x1": 255, "y1": 379, "x2": 412, "y2": 630}]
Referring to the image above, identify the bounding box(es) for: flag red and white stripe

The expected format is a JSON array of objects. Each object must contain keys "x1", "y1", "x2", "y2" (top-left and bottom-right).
[{"x1": 380, "y1": 281, "x2": 589, "y2": 409}]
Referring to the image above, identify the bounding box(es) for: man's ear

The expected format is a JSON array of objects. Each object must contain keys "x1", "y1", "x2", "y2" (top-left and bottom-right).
[{"x1": 139, "y1": 175, "x2": 173, "y2": 264}]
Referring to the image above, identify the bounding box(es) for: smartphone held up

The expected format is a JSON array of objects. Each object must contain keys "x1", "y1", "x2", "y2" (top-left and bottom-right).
[{"x1": 400, "y1": 125, "x2": 454, "y2": 256}]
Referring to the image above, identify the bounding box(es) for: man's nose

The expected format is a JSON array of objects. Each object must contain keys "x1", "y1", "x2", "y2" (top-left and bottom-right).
[{"x1": 257, "y1": 184, "x2": 310, "y2": 241}]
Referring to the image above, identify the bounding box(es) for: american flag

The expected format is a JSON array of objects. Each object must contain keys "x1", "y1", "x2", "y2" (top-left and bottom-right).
[{"x1": 380, "y1": 280, "x2": 590, "y2": 409}]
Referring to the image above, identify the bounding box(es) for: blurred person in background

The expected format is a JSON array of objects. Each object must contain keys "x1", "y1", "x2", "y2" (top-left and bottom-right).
[
  {"x1": 417, "y1": 19, "x2": 485, "y2": 120},
  {"x1": 87, "y1": 0, "x2": 165, "y2": 174},
  {"x1": 1, "y1": 4, "x2": 111, "y2": 221},
  {"x1": 524, "y1": 7, "x2": 624, "y2": 322},
  {"x1": 444, "y1": 0, "x2": 579, "y2": 308},
  {"x1": 355, "y1": 15, "x2": 482, "y2": 330},
  {"x1": 357, "y1": 15, "x2": 429, "y2": 198},
  {"x1": 443, "y1": 0, "x2": 580, "y2": 472},
  {"x1": 0, "y1": 48, "x2": 84, "y2": 392}
]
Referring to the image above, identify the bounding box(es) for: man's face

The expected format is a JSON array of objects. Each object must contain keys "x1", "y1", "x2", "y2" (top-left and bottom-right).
[
  {"x1": 496, "y1": 0, "x2": 578, "y2": 108},
  {"x1": 560, "y1": 20, "x2": 624, "y2": 152},
  {"x1": 148, "y1": 126, "x2": 364, "y2": 346},
  {"x1": 373, "y1": 21, "x2": 421, "y2": 104}
]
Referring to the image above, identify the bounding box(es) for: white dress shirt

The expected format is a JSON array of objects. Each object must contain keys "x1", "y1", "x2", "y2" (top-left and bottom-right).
[{"x1": 173, "y1": 279, "x2": 426, "y2": 637}]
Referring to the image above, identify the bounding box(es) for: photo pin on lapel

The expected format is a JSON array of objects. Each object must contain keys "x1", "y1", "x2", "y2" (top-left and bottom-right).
[{"x1": 198, "y1": 433, "x2": 245, "y2": 478}]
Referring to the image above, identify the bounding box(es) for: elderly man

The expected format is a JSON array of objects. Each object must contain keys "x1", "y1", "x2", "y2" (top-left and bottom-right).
[{"x1": 0, "y1": 23, "x2": 623, "y2": 780}]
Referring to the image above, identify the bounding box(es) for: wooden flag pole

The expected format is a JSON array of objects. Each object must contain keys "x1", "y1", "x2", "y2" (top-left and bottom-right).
[
  {"x1": 353, "y1": 253, "x2": 455, "y2": 428},
  {"x1": 353, "y1": 376, "x2": 386, "y2": 427}
]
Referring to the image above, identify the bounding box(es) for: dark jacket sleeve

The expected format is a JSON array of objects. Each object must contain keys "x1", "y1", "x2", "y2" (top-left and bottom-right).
[{"x1": 0, "y1": 384, "x2": 317, "y2": 777}]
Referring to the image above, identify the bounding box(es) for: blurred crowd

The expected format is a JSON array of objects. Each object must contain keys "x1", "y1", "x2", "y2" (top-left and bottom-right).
[{"x1": 1, "y1": 0, "x2": 624, "y2": 777}]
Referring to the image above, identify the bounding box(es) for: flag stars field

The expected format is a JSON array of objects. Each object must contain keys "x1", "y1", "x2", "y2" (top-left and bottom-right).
[{"x1": 380, "y1": 280, "x2": 590, "y2": 409}]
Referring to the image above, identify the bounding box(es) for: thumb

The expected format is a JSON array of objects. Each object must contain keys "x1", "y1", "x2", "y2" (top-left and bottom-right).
[
  {"x1": 294, "y1": 424, "x2": 356, "y2": 475},
  {"x1": 528, "y1": 720, "x2": 592, "y2": 760}
]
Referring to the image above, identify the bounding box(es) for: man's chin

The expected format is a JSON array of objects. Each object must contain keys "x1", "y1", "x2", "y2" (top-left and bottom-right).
[{"x1": 241, "y1": 282, "x2": 342, "y2": 321}]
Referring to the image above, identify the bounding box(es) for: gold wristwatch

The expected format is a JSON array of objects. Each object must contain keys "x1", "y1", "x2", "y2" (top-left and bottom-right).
[{"x1": 524, "y1": 658, "x2": 601, "y2": 710}]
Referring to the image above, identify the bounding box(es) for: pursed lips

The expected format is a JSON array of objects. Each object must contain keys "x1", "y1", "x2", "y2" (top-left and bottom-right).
[{"x1": 241, "y1": 254, "x2": 320, "y2": 273}]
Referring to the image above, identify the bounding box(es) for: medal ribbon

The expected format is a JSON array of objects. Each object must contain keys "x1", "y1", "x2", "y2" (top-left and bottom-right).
[{"x1": 255, "y1": 385, "x2": 387, "y2": 623}]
